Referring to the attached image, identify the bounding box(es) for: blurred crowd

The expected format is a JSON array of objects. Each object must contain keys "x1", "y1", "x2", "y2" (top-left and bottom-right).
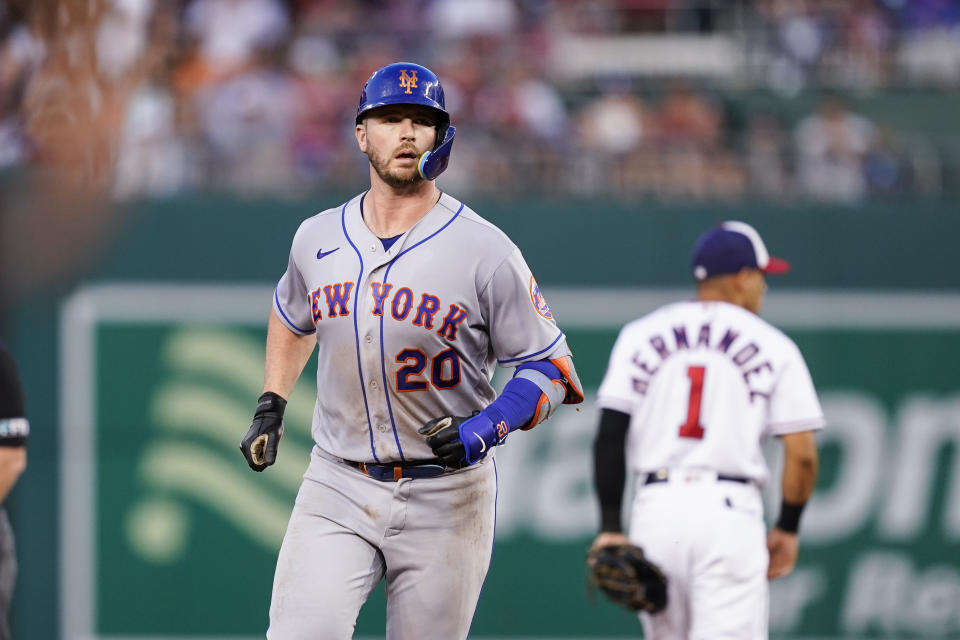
[{"x1": 0, "y1": 0, "x2": 958, "y2": 203}]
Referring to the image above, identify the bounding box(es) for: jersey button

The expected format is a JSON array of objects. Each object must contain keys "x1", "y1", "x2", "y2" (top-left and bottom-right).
[
  {"x1": 365, "y1": 335, "x2": 373, "y2": 344},
  {"x1": 378, "y1": 424, "x2": 388, "y2": 433},
  {"x1": 370, "y1": 380, "x2": 379, "y2": 389},
  {"x1": 369, "y1": 245, "x2": 377, "y2": 252}
]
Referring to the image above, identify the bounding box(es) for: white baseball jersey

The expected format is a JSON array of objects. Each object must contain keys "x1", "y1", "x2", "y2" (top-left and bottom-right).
[
  {"x1": 273, "y1": 191, "x2": 567, "y2": 463},
  {"x1": 597, "y1": 300, "x2": 825, "y2": 486}
]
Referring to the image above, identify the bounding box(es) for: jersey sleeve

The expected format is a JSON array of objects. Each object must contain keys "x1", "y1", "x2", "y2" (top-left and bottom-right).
[
  {"x1": 273, "y1": 223, "x2": 316, "y2": 336},
  {"x1": 767, "y1": 343, "x2": 826, "y2": 435},
  {"x1": 596, "y1": 325, "x2": 641, "y2": 415},
  {"x1": 0, "y1": 344, "x2": 29, "y2": 447},
  {"x1": 482, "y1": 248, "x2": 565, "y2": 367}
]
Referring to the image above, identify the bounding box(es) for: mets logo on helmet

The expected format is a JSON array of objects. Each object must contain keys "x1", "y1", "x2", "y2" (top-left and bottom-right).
[
  {"x1": 399, "y1": 69, "x2": 418, "y2": 94},
  {"x1": 529, "y1": 276, "x2": 553, "y2": 320}
]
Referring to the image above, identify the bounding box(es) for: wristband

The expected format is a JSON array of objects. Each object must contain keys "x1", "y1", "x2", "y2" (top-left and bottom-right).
[
  {"x1": 775, "y1": 500, "x2": 807, "y2": 534},
  {"x1": 256, "y1": 391, "x2": 287, "y2": 417}
]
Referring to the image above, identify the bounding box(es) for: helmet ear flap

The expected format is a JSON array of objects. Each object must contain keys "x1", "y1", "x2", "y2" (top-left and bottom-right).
[
  {"x1": 434, "y1": 122, "x2": 449, "y2": 151},
  {"x1": 418, "y1": 125, "x2": 456, "y2": 181}
]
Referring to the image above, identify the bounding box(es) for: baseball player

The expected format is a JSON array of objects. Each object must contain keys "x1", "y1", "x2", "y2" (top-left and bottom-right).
[
  {"x1": 238, "y1": 62, "x2": 583, "y2": 640},
  {"x1": 0, "y1": 343, "x2": 29, "y2": 640},
  {"x1": 590, "y1": 221, "x2": 824, "y2": 639}
]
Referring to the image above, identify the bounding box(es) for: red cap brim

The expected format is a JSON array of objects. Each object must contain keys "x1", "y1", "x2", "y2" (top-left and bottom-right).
[{"x1": 763, "y1": 256, "x2": 790, "y2": 275}]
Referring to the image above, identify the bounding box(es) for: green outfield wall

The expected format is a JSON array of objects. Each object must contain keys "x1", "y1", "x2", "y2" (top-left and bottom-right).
[{"x1": 4, "y1": 194, "x2": 957, "y2": 639}]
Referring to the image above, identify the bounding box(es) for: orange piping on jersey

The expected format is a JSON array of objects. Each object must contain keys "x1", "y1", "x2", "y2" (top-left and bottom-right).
[
  {"x1": 550, "y1": 357, "x2": 584, "y2": 404},
  {"x1": 522, "y1": 393, "x2": 551, "y2": 431}
]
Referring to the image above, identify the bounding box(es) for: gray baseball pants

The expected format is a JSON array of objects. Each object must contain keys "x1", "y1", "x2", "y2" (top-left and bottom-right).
[{"x1": 267, "y1": 448, "x2": 497, "y2": 640}]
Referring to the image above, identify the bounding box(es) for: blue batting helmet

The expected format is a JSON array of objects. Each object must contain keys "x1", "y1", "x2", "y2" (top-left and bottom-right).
[
  {"x1": 355, "y1": 62, "x2": 449, "y2": 125},
  {"x1": 355, "y1": 62, "x2": 455, "y2": 180}
]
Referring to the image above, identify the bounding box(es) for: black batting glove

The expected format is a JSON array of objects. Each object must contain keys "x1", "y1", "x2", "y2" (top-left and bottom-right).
[
  {"x1": 418, "y1": 413, "x2": 477, "y2": 469},
  {"x1": 239, "y1": 391, "x2": 287, "y2": 472}
]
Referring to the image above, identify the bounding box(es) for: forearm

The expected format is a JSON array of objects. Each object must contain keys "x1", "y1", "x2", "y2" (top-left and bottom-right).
[
  {"x1": 0, "y1": 448, "x2": 26, "y2": 503},
  {"x1": 776, "y1": 430, "x2": 819, "y2": 532},
  {"x1": 593, "y1": 409, "x2": 630, "y2": 533},
  {"x1": 780, "y1": 431, "x2": 818, "y2": 503},
  {"x1": 263, "y1": 310, "x2": 317, "y2": 398}
]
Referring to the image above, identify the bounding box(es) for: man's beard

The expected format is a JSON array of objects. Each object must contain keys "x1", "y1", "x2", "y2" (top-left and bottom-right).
[{"x1": 367, "y1": 148, "x2": 424, "y2": 189}]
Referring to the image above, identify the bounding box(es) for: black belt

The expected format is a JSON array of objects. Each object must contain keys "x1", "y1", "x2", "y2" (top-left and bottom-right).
[
  {"x1": 344, "y1": 458, "x2": 448, "y2": 482},
  {"x1": 643, "y1": 471, "x2": 750, "y2": 485}
]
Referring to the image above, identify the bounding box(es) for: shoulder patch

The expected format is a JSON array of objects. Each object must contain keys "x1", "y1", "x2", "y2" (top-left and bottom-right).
[{"x1": 529, "y1": 276, "x2": 553, "y2": 320}]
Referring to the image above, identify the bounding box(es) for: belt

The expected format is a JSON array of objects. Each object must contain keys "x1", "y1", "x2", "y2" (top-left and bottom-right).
[
  {"x1": 643, "y1": 469, "x2": 751, "y2": 485},
  {"x1": 343, "y1": 458, "x2": 448, "y2": 482}
]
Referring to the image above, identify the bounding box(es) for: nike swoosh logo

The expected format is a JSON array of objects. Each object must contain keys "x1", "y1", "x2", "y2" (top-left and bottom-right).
[
  {"x1": 473, "y1": 433, "x2": 487, "y2": 454},
  {"x1": 316, "y1": 247, "x2": 340, "y2": 260}
]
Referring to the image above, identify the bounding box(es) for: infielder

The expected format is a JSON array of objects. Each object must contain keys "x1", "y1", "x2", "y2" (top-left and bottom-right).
[
  {"x1": 239, "y1": 62, "x2": 583, "y2": 639},
  {"x1": 590, "y1": 221, "x2": 823, "y2": 639}
]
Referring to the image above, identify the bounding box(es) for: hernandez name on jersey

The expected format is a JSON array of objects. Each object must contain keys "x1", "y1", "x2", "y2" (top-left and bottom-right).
[{"x1": 598, "y1": 299, "x2": 823, "y2": 486}]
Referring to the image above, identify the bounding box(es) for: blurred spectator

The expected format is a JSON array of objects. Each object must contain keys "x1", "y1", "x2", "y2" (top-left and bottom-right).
[
  {"x1": 863, "y1": 125, "x2": 904, "y2": 196},
  {"x1": 827, "y1": 0, "x2": 893, "y2": 89},
  {"x1": 794, "y1": 95, "x2": 876, "y2": 203},
  {"x1": 575, "y1": 78, "x2": 652, "y2": 195},
  {"x1": 193, "y1": 54, "x2": 297, "y2": 193},
  {"x1": 427, "y1": 0, "x2": 518, "y2": 39},
  {"x1": 577, "y1": 79, "x2": 650, "y2": 156},
  {"x1": 0, "y1": 7, "x2": 45, "y2": 104},
  {"x1": 114, "y1": 69, "x2": 188, "y2": 200},
  {"x1": 498, "y1": 64, "x2": 569, "y2": 144},
  {"x1": 0, "y1": 104, "x2": 25, "y2": 169},
  {"x1": 895, "y1": 0, "x2": 960, "y2": 86},
  {"x1": 0, "y1": 0, "x2": 955, "y2": 202},
  {"x1": 656, "y1": 80, "x2": 722, "y2": 149},
  {"x1": 744, "y1": 111, "x2": 790, "y2": 199},
  {"x1": 183, "y1": 0, "x2": 290, "y2": 76},
  {"x1": 95, "y1": 0, "x2": 155, "y2": 82}
]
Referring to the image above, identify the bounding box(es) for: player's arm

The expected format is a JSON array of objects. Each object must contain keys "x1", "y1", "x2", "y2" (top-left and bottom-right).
[
  {"x1": 0, "y1": 346, "x2": 28, "y2": 502},
  {"x1": 0, "y1": 448, "x2": 26, "y2": 503},
  {"x1": 589, "y1": 408, "x2": 631, "y2": 550},
  {"x1": 239, "y1": 310, "x2": 317, "y2": 472},
  {"x1": 263, "y1": 310, "x2": 317, "y2": 398},
  {"x1": 419, "y1": 353, "x2": 583, "y2": 468},
  {"x1": 768, "y1": 429, "x2": 819, "y2": 579}
]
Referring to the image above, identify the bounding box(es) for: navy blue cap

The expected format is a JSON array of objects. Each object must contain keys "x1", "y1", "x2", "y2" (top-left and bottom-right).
[{"x1": 691, "y1": 221, "x2": 790, "y2": 281}]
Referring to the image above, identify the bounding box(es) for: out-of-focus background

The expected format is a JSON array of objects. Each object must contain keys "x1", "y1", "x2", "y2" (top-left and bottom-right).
[{"x1": 0, "y1": 0, "x2": 957, "y2": 638}]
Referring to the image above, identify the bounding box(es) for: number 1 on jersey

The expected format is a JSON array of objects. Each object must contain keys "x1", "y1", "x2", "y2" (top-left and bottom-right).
[{"x1": 679, "y1": 365, "x2": 706, "y2": 439}]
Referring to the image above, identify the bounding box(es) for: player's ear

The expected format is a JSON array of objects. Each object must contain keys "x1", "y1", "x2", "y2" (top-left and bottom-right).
[
  {"x1": 732, "y1": 268, "x2": 752, "y2": 295},
  {"x1": 356, "y1": 123, "x2": 367, "y2": 152}
]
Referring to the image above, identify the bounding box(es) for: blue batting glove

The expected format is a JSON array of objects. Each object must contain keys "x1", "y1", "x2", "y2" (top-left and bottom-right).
[{"x1": 459, "y1": 409, "x2": 509, "y2": 465}]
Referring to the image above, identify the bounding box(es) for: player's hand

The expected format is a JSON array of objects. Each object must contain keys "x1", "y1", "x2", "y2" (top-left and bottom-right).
[
  {"x1": 419, "y1": 411, "x2": 504, "y2": 468},
  {"x1": 239, "y1": 391, "x2": 287, "y2": 472},
  {"x1": 588, "y1": 531, "x2": 631, "y2": 556},
  {"x1": 766, "y1": 527, "x2": 799, "y2": 579}
]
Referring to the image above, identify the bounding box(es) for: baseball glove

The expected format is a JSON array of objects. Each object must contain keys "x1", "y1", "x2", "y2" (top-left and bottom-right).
[{"x1": 587, "y1": 544, "x2": 668, "y2": 614}]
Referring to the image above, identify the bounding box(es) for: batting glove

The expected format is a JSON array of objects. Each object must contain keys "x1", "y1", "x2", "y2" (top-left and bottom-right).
[
  {"x1": 239, "y1": 391, "x2": 286, "y2": 472},
  {"x1": 418, "y1": 410, "x2": 507, "y2": 468}
]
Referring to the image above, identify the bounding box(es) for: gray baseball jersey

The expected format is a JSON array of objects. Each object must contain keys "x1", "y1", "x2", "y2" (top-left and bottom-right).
[
  {"x1": 273, "y1": 191, "x2": 568, "y2": 463},
  {"x1": 266, "y1": 190, "x2": 573, "y2": 639}
]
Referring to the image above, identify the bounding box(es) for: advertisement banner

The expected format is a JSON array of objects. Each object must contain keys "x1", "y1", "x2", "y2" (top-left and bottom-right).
[{"x1": 59, "y1": 284, "x2": 960, "y2": 639}]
